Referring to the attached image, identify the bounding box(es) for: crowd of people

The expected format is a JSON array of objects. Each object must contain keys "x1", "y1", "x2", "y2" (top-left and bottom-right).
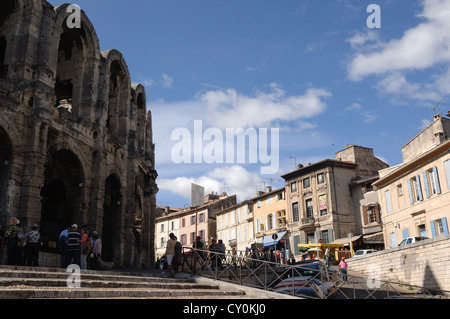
[
  {"x1": 0, "y1": 217, "x2": 102, "y2": 270},
  {"x1": 159, "y1": 235, "x2": 293, "y2": 277},
  {"x1": 58, "y1": 224, "x2": 102, "y2": 270},
  {"x1": 1, "y1": 217, "x2": 41, "y2": 266}
]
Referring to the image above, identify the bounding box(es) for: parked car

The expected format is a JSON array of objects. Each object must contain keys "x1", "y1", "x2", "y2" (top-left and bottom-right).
[
  {"x1": 270, "y1": 261, "x2": 339, "y2": 298},
  {"x1": 398, "y1": 237, "x2": 428, "y2": 246},
  {"x1": 353, "y1": 249, "x2": 377, "y2": 257}
]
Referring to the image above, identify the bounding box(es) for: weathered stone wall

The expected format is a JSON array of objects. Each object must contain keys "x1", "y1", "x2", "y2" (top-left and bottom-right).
[
  {"x1": 347, "y1": 235, "x2": 450, "y2": 292},
  {"x1": 0, "y1": 0, "x2": 158, "y2": 268}
]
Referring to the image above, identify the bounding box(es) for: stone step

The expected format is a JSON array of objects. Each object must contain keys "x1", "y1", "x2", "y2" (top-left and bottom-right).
[
  {"x1": 0, "y1": 277, "x2": 220, "y2": 290},
  {"x1": 0, "y1": 287, "x2": 246, "y2": 299},
  {"x1": 0, "y1": 268, "x2": 192, "y2": 284},
  {"x1": 0, "y1": 266, "x2": 247, "y2": 299}
]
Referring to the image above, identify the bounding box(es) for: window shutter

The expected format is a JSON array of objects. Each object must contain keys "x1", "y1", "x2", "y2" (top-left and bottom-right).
[
  {"x1": 433, "y1": 166, "x2": 441, "y2": 194},
  {"x1": 385, "y1": 190, "x2": 392, "y2": 213},
  {"x1": 442, "y1": 217, "x2": 449, "y2": 235},
  {"x1": 444, "y1": 159, "x2": 450, "y2": 190},
  {"x1": 416, "y1": 175, "x2": 423, "y2": 201},
  {"x1": 374, "y1": 203, "x2": 381, "y2": 223},
  {"x1": 402, "y1": 228, "x2": 409, "y2": 239},
  {"x1": 430, "y1": 221, "x2": 437, "y2": 238},
  {"x1": 422, "y1": 171, "x2": 430, "y2": 198},
  {"x1": 407, "y1": 180, "x2": 414, "y2": 205},
  {"x1": 362, "y1": 205, "x2": 368, "y2": 225}
]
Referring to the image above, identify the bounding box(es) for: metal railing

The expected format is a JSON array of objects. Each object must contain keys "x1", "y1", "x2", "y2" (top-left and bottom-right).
[{"x1": 179, "y1": 247, "x2": 450, "y2": 299}]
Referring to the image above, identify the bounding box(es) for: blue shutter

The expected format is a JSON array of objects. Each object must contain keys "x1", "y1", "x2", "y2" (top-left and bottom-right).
[
  {"x1": 433, "y1": 166, "x2": 441, "y2": 195},
  {"x1": 430, "y1": 221, "x2": 437, "y2": 238},
  {"x1": 442, "y1": 217, "x2": 449, "y2": 235},
  {"x1": 390, "y1": 232, "x2": 397, "y2": 247},
  {"x1": 423, "y1": 171, "x2": 430, "y2": 198},
  {"x1": 416, "y1": 175, "x2": 423, "y2": 201},
  {"x1": 402, "y1": 228, "x2": 409, "y2": 239},
  {"x1": 407, "y1": 180, "x2": 414, "y2": 204},
  {"x1": 444, "y1": 160, "x2": 450, "y2": 190}
]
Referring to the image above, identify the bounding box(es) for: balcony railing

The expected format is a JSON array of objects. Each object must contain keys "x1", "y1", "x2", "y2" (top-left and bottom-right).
[{"x1": 299, "y1": 217, "x2": 315, "y2": 229}]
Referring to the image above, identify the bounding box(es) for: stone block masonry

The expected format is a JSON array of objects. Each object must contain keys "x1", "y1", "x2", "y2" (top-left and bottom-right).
[
  {"x1": 0, "y1": 0, "x2": 158, "y2": 268},
  {"x1": 347, "y1": 235, "x2": 450, "y2": 292}
]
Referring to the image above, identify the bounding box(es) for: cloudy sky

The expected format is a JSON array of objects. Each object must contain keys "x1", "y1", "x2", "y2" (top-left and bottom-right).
[{"x1": 51, "y1": 0, "x2": 450, "y2": 208}]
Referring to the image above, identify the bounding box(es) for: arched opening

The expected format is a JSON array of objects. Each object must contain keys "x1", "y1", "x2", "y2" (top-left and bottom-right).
[
  {"x1": 102, "y1": 174, "x2": 122, "y2": 263},
  {"x1": 136, "y1": 92, "x2": 145, "y2": 109},
  {"x1": 0, "y1": 124, "x2": 13, "y2": 225},
  {"x1": 106, "y1": 60, "x2": 127, "y2": 136},
  {"x1": 40, "y1": 149, "x2": 84, "y2": 251},
  {"x1": 54, "y1": 20, "x2": 89, "y2": 113},
  {"x1": 0, "y1": 0, "x2": 18, "y2": 79}
]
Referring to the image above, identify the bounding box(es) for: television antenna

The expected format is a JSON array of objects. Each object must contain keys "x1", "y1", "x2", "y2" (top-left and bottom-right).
[
  {"x1": 433, "y1": 98, "x2": 450, "y2": 116},
  {"x1": 260, "y1": 176, "x2": 280, "y2": 188}
]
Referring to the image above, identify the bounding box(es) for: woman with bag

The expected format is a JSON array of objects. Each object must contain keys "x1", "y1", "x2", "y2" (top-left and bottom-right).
[{"x1": 5, "y1": 217, "x2": 20, "y2": 265}]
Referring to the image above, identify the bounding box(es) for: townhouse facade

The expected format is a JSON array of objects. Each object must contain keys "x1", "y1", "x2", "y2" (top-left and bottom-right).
[
  {"x1": 374, "y1": 115, "x2": 450, "y2": 248},
  {"x1": 281, "y1": 145, "x2": 388, "y2": 259},
  {"x1": 252, "y1": 187, "x2": 288, "y2": 251},
  {"x1": 155, "y1": 194, "x2": 236, "y2": 258},
  {"x1": 216, "y1": 200, "x2": 254, "y2": 252}
]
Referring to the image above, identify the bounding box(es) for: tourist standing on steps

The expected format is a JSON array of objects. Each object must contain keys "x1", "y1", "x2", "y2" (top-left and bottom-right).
[
  {"x1": 25, "y1": 224, "x2": 41, "y2": 267},
  {"x1": 67, "y1": 224, "x2": 81, "y2": 266},
  {"x1": 173, "y1": 236, "x2": 182, "y2": 272},
  {"x1": 5, "y1": 217, "x2": 20, "y2": 265},
  {"x1": 58, "y1": 225, "x2": 71, "y2": 268},
  {"x1": 164, "y1": 232, "x2": 176, "y2": 277},
  {"x1": 92, "y1": 232, "x2": 102, "y2": 270},
  {"x1": 80, "y1": 226, "x2": 92, "y2": 270}
]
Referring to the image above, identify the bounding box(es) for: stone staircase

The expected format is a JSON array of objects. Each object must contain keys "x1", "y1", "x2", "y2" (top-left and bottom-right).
[{"x1": 0, "y1": 265, "x2": 247, "y2": 299}]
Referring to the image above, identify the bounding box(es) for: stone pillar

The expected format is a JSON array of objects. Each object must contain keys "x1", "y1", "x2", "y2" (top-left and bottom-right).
[{"x1": 18, "y1": 119, "x2": 48, "y2": 229}]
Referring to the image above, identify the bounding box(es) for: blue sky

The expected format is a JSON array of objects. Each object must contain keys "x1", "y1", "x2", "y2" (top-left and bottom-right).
[{"x1": 50, "y1": 0, "x2": 450, "y2": 208}]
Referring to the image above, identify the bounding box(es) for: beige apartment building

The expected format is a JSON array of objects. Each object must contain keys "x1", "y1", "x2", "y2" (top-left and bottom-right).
[
  {"x1": 374, "y1": 115, "x2": 450, "y2": 248},
  {"x1": 216, "y1": 200, "x2": 254, "y2": 252},
  {"x1": 252, "y1": 187, "x2": 288, "y2": 251},
  {"x1": 155, "y1": 194, "x2": 236, "y2": 258},
  {"x1": 281, "y1": 145, "x2": 388, "y2": 259}
]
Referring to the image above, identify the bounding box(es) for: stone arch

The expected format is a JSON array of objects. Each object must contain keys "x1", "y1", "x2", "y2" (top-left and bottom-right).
[
  {"x1": 101, "y1": 50, "x2": 132, "y2": 141},
  {"x1": 102, "y1": 173, "x2": 123, "y2": 264},
  {"x1": 131, "y1": 84, "x2": 147, "y2": 154},
  {"x1": 40, "y1": 148, "x2": 85, "y2": 251},
  {"x1": 0, "y1": 0, "x2": 21, "y2": 79},
  {"x1": 52, "y1": 4, "x2": 101, "y2": 120}
]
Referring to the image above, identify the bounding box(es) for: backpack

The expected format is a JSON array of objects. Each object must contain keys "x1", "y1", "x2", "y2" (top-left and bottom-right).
[{"x1": 82, "y1": 236, "x2": 92, "y2": 255}]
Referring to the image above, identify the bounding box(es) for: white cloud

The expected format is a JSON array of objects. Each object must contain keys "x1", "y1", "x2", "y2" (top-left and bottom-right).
[
  {"x1": 161, "y1": 73, "x2": 174, "y2": 88},
  {"x1": 199, "y1": 84, "x2": 332, "y2": 129},
  {"x1": 152, "y1": 84, "x2": 331, "y2": 165},
  {"x1": 157, "y1": 165, "x2": 262, "y2": 202},
  {"x1": 346, "y1": 0, "x2": 450, "y2": 104},
  {"x1": 347, "y1": 0, "x2": 450, "y2": 80},
  {"x1": 375, "y1": 72, "x2": 441, "y2": 103},
  {"x1": 346, "y1": 31, "x2": 380, "y2": 50},
  {"x1": 343, "y1": 102, "x2": 379, "y2": 123}
]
